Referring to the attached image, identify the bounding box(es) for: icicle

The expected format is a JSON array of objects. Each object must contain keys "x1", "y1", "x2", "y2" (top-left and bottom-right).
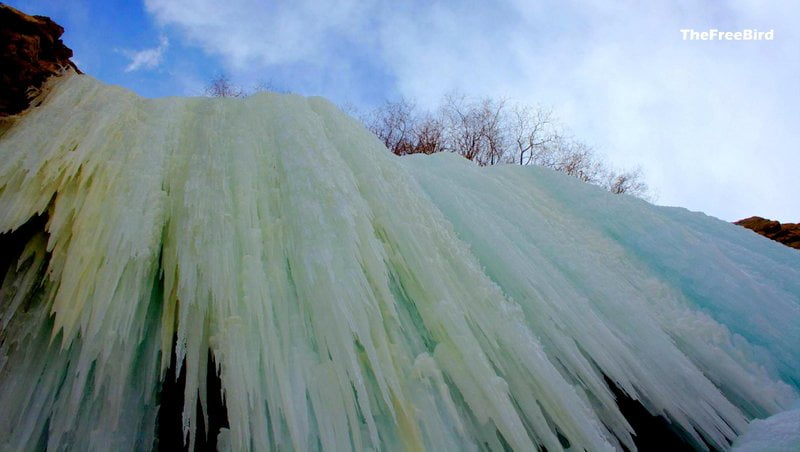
[{"x1": 0, "y1": 73, "x2": 798, "y2": 451}]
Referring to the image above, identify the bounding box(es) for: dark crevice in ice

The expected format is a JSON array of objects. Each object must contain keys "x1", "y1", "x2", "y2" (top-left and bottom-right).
[
  {"x1": 0, "y1": 213, "x2": 48, "y2": 283},
  {"x1": 603, "y1": 375, "x2": 717, "y2": 452},
  {"x1": 156, "y1": 344, "x2": 229, "y2": 451}
]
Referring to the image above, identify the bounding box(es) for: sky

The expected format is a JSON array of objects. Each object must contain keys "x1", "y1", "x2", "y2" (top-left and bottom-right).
[{"x1": 7, "y1": 0, "x2": 799, "y2": 222}]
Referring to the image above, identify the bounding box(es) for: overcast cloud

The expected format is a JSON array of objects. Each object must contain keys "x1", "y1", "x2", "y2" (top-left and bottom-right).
[{"x1": 142, "y1": 0, "x2": 799, "y2": 222}]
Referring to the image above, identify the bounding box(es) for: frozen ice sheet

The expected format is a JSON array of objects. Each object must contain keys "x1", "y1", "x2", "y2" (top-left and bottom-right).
[{"x1": 0, "y1": 73, "x2": 798, "y2": 451}]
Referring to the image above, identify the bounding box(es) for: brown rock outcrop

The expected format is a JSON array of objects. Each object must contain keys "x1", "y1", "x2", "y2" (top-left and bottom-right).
[
  {"x1": 0, "y1": 3, "x2": 79, "y2": 117},
  {"x1": 735, "y1": 216, "x2": 800, "y2": 250}
]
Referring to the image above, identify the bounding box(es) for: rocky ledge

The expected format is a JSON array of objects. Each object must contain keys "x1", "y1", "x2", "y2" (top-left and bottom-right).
[
  {"x1": 736, "y1": 216, "x2": 800, "y2": 250},
  {"x1": 0, "y1": 3, "x2": 79, "y2": 117}
]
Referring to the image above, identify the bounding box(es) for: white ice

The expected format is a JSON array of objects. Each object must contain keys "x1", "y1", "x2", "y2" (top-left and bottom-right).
[
  {"x1": 0, "y1": 73, "x2": 798, "y2": 451},
  {"x1": 732, "y1": 402, "x2": 800, "y2": 451}
]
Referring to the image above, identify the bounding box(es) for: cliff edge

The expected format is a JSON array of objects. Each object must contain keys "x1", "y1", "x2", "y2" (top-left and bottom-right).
[
  {"x1": 736, "y1": 216, "x2": 800, "y2": 250},
  {"x1": 0, "y1": 3, "x2": 79, "y2": 117}
]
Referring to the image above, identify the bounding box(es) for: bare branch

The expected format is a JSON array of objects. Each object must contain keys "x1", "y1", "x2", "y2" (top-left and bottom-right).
[
  {"x1": 205, "y1": 74, "x2": 243, "y2": 98},
  {"x1": 357, "y1": 92, "x2": 650, "y2": 199}
]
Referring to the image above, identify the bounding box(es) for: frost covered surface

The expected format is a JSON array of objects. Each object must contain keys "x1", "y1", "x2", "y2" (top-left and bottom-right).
[
  {"x1": 732, "y1": 404, "x2": 800, "y2": 451},
  {"x1": 0, "y1": 73, "x2": 798, "y2": 451}
]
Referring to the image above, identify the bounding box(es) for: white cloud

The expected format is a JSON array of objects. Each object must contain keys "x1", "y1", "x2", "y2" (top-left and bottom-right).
[
  {"x1": 144, "y1": 0, "x2": 800, "y2": 222},
  {"x1": 124, "y1": 35, "x2": 169, "y2": 72},
  {"x1": 144, "y1": 0, "x2": 371, "y2": 68}
]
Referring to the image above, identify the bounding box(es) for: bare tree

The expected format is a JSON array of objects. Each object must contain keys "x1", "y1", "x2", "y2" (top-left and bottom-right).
[
  {"x1": 604, "y1": 167, "x2": 649, "y2": 197},
  {"x1": 441, "y1": 93, "x2": 508, "y2": 166},
  {"x1": 366, "y1": 99, "x2": 417, "y2": 155},
  {"x1": 205, "y1": 74, "x2": 243, "y2": 98},
  {"x1": 414, "y1": 114, "x2": 445, "y2": 155},
  {"x1": 366, "y1": 100, "x2": 447, "y2": 156},
  {"x1": 511, "y1": 104, "x2": 555, "y2": 165},
  {"x1": 480, "y1": 98, "x2": 508, "y2": 166},
  {"x1": 550, "y1": 136, "x2": 603, "y2": 184},
  {"x1": 359, "y1": 92, "x2": 650, "y2": 198}
]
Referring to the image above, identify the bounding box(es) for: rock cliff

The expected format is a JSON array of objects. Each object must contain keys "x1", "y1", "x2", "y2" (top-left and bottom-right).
[
  {"x1": 736, "y1": 216, "x2": 800, "y2": 250},
  {"x1": 0, "y1": 3, "x2": 79, "y2": 117}
]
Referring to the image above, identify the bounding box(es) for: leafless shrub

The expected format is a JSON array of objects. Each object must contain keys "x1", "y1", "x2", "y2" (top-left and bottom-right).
[
  {"x1": 441, "y1": 93, "x2": 508, "y2": 166},
  {"x1": 360, "y1": 91, "x2": 651, "y2": 197},
  {"x1": 604, "y1": 167, "x2": 649, "y2": 198},
  {"x1": 205, "y1": 74, "x2": 243, "y2": 98},
  {"x1": 510, "y1": 104, "x2": 555, "y2": 165}
]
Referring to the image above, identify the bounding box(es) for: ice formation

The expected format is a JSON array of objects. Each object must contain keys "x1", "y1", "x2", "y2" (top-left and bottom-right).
[
  {"x1": 731, "y1": 402, "x2": 800, "y2": 451},
  {"x1": 0, "y1": 73, "x2": 798, "y2": 451}
]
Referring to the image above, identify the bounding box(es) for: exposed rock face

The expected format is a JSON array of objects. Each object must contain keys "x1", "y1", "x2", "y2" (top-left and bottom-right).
[
  {"x1": 736, "y1": 216, "x2": 800, "y2": 250},
  {"x1": 0, "y1": 3, "x2": 79, "y2": 117}
]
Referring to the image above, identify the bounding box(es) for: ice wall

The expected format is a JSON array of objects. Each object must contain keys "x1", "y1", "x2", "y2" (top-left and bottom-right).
[{"x1": 0, "y1": 73, "x2": 798, "y2": 451}]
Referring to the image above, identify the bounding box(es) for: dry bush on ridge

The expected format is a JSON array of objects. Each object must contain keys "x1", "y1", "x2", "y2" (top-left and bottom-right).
[{"x1": 364, "y1": 92, "x2": 649, "y2": 198}]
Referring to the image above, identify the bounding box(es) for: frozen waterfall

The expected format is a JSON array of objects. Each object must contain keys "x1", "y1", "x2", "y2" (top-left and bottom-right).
[{"x1": 1, "y1": 73, "x2": 798, "y2": 451}]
